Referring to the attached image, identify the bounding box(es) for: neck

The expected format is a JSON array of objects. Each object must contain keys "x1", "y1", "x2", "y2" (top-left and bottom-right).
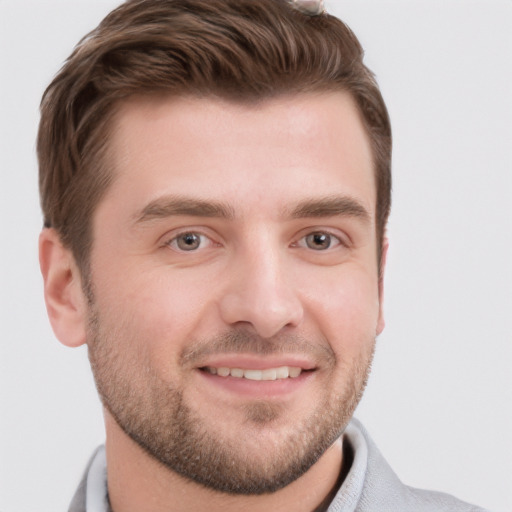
[{"x1": 104, "y1": 411, "x2": 344, "y2": 512}]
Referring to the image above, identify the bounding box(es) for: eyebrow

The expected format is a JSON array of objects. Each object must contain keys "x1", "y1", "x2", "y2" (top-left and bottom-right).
[
  {"x1": 135, "y1": 196, "x2": 235, "y2": 224},
  {"x1": 134, "y1": 194, "x2": 370, "y2": 225},
  {"x1": 288, "y1": 196, "x2": 370, "y2": 222}
]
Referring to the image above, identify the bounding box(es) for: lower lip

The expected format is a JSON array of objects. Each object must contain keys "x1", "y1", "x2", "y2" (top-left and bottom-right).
[{"x1": 197, "y1": 369, "x2": 314, "y2": 398}]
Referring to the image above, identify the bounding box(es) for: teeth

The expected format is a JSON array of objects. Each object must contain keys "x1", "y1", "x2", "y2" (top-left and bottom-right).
[
  {"x1": 276, "y1": 367, "x2": 289, "y2": 379},
  {"x1": 289, "y1": 367, "x2": 302, "y2": 378},
  {"x1": 262, "y1": 368, "x2": 277, "y2": 380},
  {"x1": 244, "y1": 369, "x2": 263, "y2": 381},
  {"x1": 230, "y1": 368, "x2": 244, "y2": 378},
  {"x1": 205, "y1": 366, "x2": 303, "y2": 380}
]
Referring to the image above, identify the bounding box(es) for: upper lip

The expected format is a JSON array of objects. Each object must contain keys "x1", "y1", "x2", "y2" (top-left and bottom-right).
[{"x1": 197, "y1": 355, "x2": 317, "y2": 371}]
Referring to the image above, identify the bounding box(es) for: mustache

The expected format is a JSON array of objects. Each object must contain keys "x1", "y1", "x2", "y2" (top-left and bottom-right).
[{"x1": 179, "y1": 328, "x2": 335, "y2": 367}]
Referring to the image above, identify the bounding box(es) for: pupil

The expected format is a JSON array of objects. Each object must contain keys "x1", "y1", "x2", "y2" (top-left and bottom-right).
[
  {"x1": 178, "y1": 233, "x2": 200, "y2": 250},
  {"x1": 308, "y1": 232, "x2": 330, "y2": 249}
]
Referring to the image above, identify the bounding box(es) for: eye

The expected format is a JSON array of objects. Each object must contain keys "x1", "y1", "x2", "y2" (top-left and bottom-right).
[
  {"x1": 300, "y1": 231, "x2": 341, "y2": 251},
  {"x1": 167, "y1": 232, "x2": 210, "y2": 252}
]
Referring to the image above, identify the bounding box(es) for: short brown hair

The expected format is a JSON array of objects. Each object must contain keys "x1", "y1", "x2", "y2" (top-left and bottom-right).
[{"x1": 38, "y1": 0, "x2": 391, "y2": 274}]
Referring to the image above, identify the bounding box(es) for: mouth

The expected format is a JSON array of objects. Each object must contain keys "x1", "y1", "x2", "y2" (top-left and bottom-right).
[
  {"x1": 200, "y1": 365, "x2": 308, "y2": 381},
  {"x1": 196, "y1": 356, "x2": 318, "y2": 398}
]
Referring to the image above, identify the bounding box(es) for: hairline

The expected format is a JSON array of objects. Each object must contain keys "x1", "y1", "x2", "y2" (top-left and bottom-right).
[{"x1": 77, "y1": 86, "x2": 384, "y2": 286}]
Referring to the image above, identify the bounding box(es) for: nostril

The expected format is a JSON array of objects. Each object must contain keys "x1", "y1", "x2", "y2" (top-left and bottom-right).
[{"x1": 217, "y1": 267, "x2": 304, "y2": 338}]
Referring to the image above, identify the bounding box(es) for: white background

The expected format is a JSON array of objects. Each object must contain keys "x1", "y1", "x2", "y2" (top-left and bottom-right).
[{"x1": 0, "y1": 1, "x2": 511, "y2": 511}]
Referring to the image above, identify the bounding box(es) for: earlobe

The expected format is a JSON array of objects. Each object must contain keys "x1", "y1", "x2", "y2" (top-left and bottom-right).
[
  {"x1": 376, "y1": 238, "x2": 389, "y2": 336},
  {"x1": 39, "y1": 228, "x2": 87, "y2": 347}
]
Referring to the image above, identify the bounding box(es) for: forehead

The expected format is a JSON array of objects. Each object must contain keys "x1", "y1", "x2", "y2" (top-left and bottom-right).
[{"x1": 103, "y1": 92, "x2": 376, "y2": 221}]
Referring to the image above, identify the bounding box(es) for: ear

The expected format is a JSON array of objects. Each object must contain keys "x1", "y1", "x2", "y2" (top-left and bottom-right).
[
  {"x1": 39, "y1": 228, "x2": 87, "y2": 347},
  {"x1": 376, "y1": 238, "x2": 389, "y2": 336}
]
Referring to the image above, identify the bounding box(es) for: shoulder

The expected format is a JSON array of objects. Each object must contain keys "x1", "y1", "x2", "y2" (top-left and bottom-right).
[
  {"x1": 329, "y1": 419, "x2": 490, "y2": 512},
  {"x1": 68, "y1": 446, "x2": 109, "y2": 512}
]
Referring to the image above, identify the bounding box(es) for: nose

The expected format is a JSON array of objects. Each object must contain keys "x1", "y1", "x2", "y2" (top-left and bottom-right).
[{"x1": 218, "y1": 245, "x2": 304, "y2": 339}]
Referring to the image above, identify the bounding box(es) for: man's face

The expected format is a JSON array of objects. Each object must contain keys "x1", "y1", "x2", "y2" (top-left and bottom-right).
[{"x1": 86, "y1": 92, "x2": 384, "y2": 493}]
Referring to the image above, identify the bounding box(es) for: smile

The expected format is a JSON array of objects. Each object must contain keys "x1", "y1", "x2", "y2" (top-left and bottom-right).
[{"x1": 203, "y1": 366, "x2": 303, "y2": 381}]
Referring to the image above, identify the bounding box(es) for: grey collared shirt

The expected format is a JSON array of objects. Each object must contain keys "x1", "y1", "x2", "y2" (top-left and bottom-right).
[{"x1": 68, "y1": 418, "x2": 489, "y2": 512}]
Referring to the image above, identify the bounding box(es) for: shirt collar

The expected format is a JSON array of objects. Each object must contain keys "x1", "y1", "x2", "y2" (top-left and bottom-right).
[
  {"x1": 85, "y1": 445, "x2": 110, "y2": 512},
  {"x1": 83, "y1": 420, "x2": 369, "y2": 512}
]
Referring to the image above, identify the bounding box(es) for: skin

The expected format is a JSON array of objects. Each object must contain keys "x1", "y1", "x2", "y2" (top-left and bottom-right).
[{"x1": 40, "y1": 91, "x2": 387, "y2": 512}]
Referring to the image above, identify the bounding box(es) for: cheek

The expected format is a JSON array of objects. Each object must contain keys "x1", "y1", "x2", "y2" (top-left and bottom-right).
[
  {"x1": 92, "y1": 266, "x2": 217, "y2": 372},
  {"x1": 301, "y1": 266, "x2": 380, "y2": 349}
]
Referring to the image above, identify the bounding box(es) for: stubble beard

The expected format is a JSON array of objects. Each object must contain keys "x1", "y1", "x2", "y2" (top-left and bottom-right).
[{"x1": 86, "y1": 302, "x2": 375, "y2": 495}]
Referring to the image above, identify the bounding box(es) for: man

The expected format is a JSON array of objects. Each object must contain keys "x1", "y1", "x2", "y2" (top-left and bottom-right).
[{"x1": 37, "y1": 0, "x2": 488, "y2": 511}]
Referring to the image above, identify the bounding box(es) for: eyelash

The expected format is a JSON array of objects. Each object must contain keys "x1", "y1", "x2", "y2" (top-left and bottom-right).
[
  {"x1": 293, "y1": 230, "x2": 348, "y2": 252},
  {"x1": 165, "y1": 231, "x2": 215, "y2": 252},
  {"x1": 163, "y1": 229, "x2": 347, "y2": 253}
]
